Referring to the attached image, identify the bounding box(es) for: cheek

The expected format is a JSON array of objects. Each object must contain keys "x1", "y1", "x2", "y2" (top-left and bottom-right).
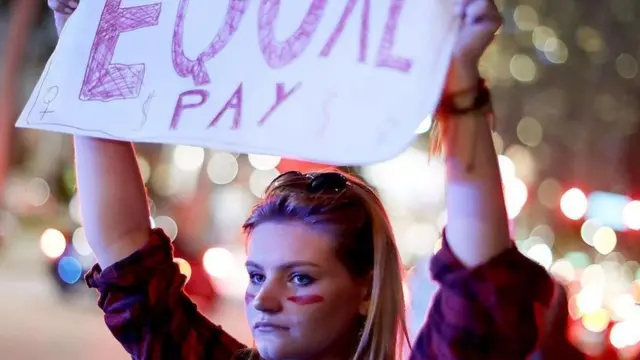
[
  {"x1": 286, "y1": 295, "x2": 325, "y2": 306},
  {"x1": 245, "y1": 292, "x2": 256, "y2": 305}
]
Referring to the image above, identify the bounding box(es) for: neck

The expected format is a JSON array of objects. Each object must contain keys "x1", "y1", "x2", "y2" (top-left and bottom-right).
[{"x1": 311, "y1": 324, "x2": 363, "y2": 360}]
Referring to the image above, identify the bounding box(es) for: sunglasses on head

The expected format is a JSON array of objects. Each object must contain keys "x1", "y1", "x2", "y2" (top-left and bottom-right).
[{"x1": 271, "y1": 171, "x2": 349, "y2": 194}]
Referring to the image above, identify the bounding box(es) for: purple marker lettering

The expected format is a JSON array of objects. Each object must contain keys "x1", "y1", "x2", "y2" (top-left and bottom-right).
[
  {"x1": 80, "y1": 0, "x2": 162, "y2": 102},
  {"x1": 209, "y1": 84, "x2": 243, "y2": 129},
  {"x1": 376, "y1": 0, "x2": 413, "y2": 73},
  {"x1": 258, "y1": 82, "x2": 302, "y2": 126},
  {"x1": 170, "y1": 89, "x2": 209, "y2": 129},
  {"x1": 172, "y1": 0, "x2": 249, "y2": 86},
  {"x1": 258, "y1": 0, "x2": 328, "y2": 68},
  {"x1": 319, "y1": 0, "x2": 370, "y2": 62}
]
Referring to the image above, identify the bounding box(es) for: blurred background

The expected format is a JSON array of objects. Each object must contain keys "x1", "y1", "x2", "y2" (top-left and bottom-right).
[{"x1": 0, "y1": 0, "x2": 639, "y2": 359}]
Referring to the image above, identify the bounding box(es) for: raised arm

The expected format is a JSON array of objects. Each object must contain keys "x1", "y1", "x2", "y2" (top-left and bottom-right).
[
  {"x1": 411, "y1": 1, "x2": 554, "y2": 358},
  {"x1": 49, "y1": 0, "x2": 149, "y2": 269},
  {"x1": 74, "y1": 137, "x2": 151, "y2": 267},
  {"x1": 50, "y1": 2, "x2": 246, "y2": 358},
  {"x1": 439, "y1": 0, "x2": 508, "y2": 268}
]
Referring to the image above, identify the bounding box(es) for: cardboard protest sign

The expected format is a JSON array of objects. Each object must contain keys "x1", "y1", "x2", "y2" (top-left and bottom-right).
[{"x1": 16, "y1": 0, "x2": 458, "y2": 165}]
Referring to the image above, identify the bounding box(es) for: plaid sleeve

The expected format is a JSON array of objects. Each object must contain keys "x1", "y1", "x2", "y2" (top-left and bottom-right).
[
  {"x1": 85, "y1": 228, "x2": 247, "y2": 360},
  {"x1": 410, "y1": 234, "x2": 554, "y2": 360}
]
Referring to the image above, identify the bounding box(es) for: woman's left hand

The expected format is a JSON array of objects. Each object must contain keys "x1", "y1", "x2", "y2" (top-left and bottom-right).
[
  {"x1": 47, "y1": 0, "x2": 79, "y2": 34},
  {"x1": 445, "y1": 0, "x2": 502, "y2": 93}
]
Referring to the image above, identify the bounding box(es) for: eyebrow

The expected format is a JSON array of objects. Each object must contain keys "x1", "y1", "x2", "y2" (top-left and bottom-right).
[{"x1": 245, "y1": 260, "x2": 321, "y2": 270}]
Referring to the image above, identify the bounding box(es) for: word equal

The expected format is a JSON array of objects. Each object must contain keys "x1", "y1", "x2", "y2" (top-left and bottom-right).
[{"x1": 80, "y1": 0, "x2": 414, "y2": 129}]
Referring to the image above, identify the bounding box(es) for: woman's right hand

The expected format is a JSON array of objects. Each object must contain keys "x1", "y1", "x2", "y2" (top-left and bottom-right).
[{"x1": 47, "y1": 0, "x2": 78, "y2": 34}]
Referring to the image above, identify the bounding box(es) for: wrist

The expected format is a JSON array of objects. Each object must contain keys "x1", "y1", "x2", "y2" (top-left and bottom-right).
[
  {"x1": 444, "y1": 57, "x2": 480, "y2": 95},
  {"x1": 437, "y1": 79, "x2": 491, "y2": 117}
]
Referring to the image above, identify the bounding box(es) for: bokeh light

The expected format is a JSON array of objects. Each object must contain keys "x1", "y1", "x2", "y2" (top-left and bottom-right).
[
  {"x1": 174, "y1": 258, "x2": 192, "y2": 283},
  {"x1": 173, "y1": 146, "x2": 205, "y2": 171},
  {"x1": 40, "y1": 228, "x2": 66, "y2": 259},
  {"x1": 203, "y1": 247, "x2": 235, "y2": 279},
  {"x1": 622, "y1": 200, "x2": 640, "y2": 230},
  {"x1": 592, "y1": 226, "x2": 617, "y2": 255},
  {"x1": 560, "y1": 188, "x2": 588, "y2": 220},
  {"x1": 57, "y1": 257, "x2": 83, "y2": 285}
]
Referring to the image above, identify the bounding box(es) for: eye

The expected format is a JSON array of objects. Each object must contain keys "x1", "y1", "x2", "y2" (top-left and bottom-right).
[
  {"x1": 248, "y1": 272, "x2": 266, "y2": 285},
  {"x1": 289, "y1": 273, "x2": 315, "y2": 287}
]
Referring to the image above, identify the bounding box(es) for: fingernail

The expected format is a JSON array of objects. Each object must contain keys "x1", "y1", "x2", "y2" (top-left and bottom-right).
[
  {"x1": 64, "y1": 7, "x2": 74, "y2": 14},
  {"x1": 68, "y1": 0, "x2": 78, "y2": 7}
]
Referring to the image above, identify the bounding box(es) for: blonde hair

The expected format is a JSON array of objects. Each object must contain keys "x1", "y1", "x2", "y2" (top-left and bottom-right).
[{"x1": 243, "y1": 170, "x2": 410, "y2": 360}]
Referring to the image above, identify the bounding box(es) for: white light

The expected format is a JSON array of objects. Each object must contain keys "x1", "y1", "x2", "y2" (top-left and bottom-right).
[
  {"x1": 623, "y1": 200, "x2": 640, "y2": 230},
  {"x1": 576, "y1": 285, "x2": 604, "y2": 314},
  {"x1": 203, "y1": 247, "x2": 236, "y2": 279},
  {"x1": 414, "y1": 116, "x2": 433, "y2": 134},
  {"x1": 497, "y1": 155, "x2": 516, "y2": 180},
  {"x1": 526, "y1": 243, "x2": 552, "y2": 269},
  {"x1": 549, "y1": 259, "x2": 575, "y2": 282},
  {"x1": 504, "y1": 177, "x2": 528, "y2": 219},
  {"x1": 249, "y1": 169, "x2": 280, "y2": 198},
  {"x1": 173, "y1": 146, "x2": 205, "y2": 171},
  {"x1": 154, "y1": 216, "x2": 178, "y2": 241},
  {"x1": 248, "y1": 154, "x2": 281, "y2": 170},
  {"x1": 560, "y1": 188, "x2": 588, "y2": 220},
  {"x1": 40, "y1": 228, "x2": 66, "y2": 259},
  {"x1": 71, "y1": 227, "x2": 92, "y2": 256},
  {"x1": 207, "y1": 152, "x2": 239, "y2": 185}
]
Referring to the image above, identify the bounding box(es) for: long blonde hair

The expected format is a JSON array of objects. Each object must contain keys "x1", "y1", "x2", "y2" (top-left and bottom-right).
[{"x1": 243, "y1": 170, "x2": 410, "y2": 360}]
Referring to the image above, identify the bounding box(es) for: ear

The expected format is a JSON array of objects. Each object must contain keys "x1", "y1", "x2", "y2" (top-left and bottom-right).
[
  {"x1": 358, "y1": 299, "x2": 370, "y2": 316},
  {"x1": 358, "y1": 273, "x2": 373, "y2": 316}
]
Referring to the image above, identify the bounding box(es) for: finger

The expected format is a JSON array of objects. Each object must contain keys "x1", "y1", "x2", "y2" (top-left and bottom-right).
[
  {"x1": 57, "y1": 0, "x2": 79, "y2": 8},
  {"x1": 453, "y1": 0, "x2": 472, "y2": 18},
  {"x1": 48, "y1": 0, "x2": 78, "y2": 14},
  {"x1": 58, "y1": 5, "x2": 74, "y2": 15},
  {"x1": 464, "y1": 0, "x2": 497, "y2": 22},
  {"x1": 465, "y1": 0, "x2": 502, "y2": 26}
]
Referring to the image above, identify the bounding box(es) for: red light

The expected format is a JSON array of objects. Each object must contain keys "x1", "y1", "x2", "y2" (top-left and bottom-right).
[
  {"x1": 622, "y1": 200, "x2": 640, "y2": 231},
  {"x1": 560, "y1": 188, "x2": 588, "y2": 220}
]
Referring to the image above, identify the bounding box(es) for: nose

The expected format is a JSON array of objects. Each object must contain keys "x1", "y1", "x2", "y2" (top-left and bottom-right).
[{"x1": 252, "y1": 280, "x2": 284, "y2": 314}]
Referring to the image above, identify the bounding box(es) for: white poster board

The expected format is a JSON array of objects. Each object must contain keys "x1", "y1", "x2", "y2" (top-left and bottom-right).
[{"x1": 16, "y1": 0, "x2": 458, "y2": 165}]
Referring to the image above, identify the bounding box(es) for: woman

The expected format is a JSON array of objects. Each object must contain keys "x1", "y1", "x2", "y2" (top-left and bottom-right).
[{"x1": 50, "y1": 0, "x2": 554, "y2": 359}]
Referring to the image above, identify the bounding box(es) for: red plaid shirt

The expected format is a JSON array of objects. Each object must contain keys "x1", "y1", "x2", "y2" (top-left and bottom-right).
[{"x1": 86, "y1": 229, "x2": 553, "y2": 359}]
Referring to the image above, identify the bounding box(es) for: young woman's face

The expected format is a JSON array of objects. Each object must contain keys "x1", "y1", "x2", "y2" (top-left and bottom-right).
[{"x1": 245, "y1": 221, "x2": 368, "y2": 360}]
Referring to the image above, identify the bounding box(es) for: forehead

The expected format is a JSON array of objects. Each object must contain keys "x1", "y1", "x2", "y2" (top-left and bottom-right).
[{"x1": 246, "y1": 221, "x2": 338, "y2": 267}]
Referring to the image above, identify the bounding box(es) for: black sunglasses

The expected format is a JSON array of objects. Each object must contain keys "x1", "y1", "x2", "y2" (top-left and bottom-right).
[{"x1": 272, "y1": 171, "x2": 349, "y2": 194}]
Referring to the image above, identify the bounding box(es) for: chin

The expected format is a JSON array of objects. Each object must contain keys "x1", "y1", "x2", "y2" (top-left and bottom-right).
[
  {"x1": 256, "y1": 343, "x2": 291, "y2": 360},
  {"x1": 255, "y1": 340, "x2": 299, "y2": 360}
]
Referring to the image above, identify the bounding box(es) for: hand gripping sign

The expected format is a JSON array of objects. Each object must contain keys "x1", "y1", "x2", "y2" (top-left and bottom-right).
[{"x1": 16, "y1": 0, "x2": 457, "y2": 165}]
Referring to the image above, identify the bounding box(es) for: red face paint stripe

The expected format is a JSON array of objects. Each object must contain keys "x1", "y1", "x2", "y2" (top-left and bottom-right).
[
  {"x1": 245, "y1": 293, "x2": 256, "y2": 304},
  {"x1": 287, "y1": 295, "x2": 325, "y2": 305}
]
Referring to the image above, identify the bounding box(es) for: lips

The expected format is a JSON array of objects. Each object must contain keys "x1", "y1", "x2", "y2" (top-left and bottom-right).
[{"x1": 253, "y1": 321, "x2": 289, "y2": 332}]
